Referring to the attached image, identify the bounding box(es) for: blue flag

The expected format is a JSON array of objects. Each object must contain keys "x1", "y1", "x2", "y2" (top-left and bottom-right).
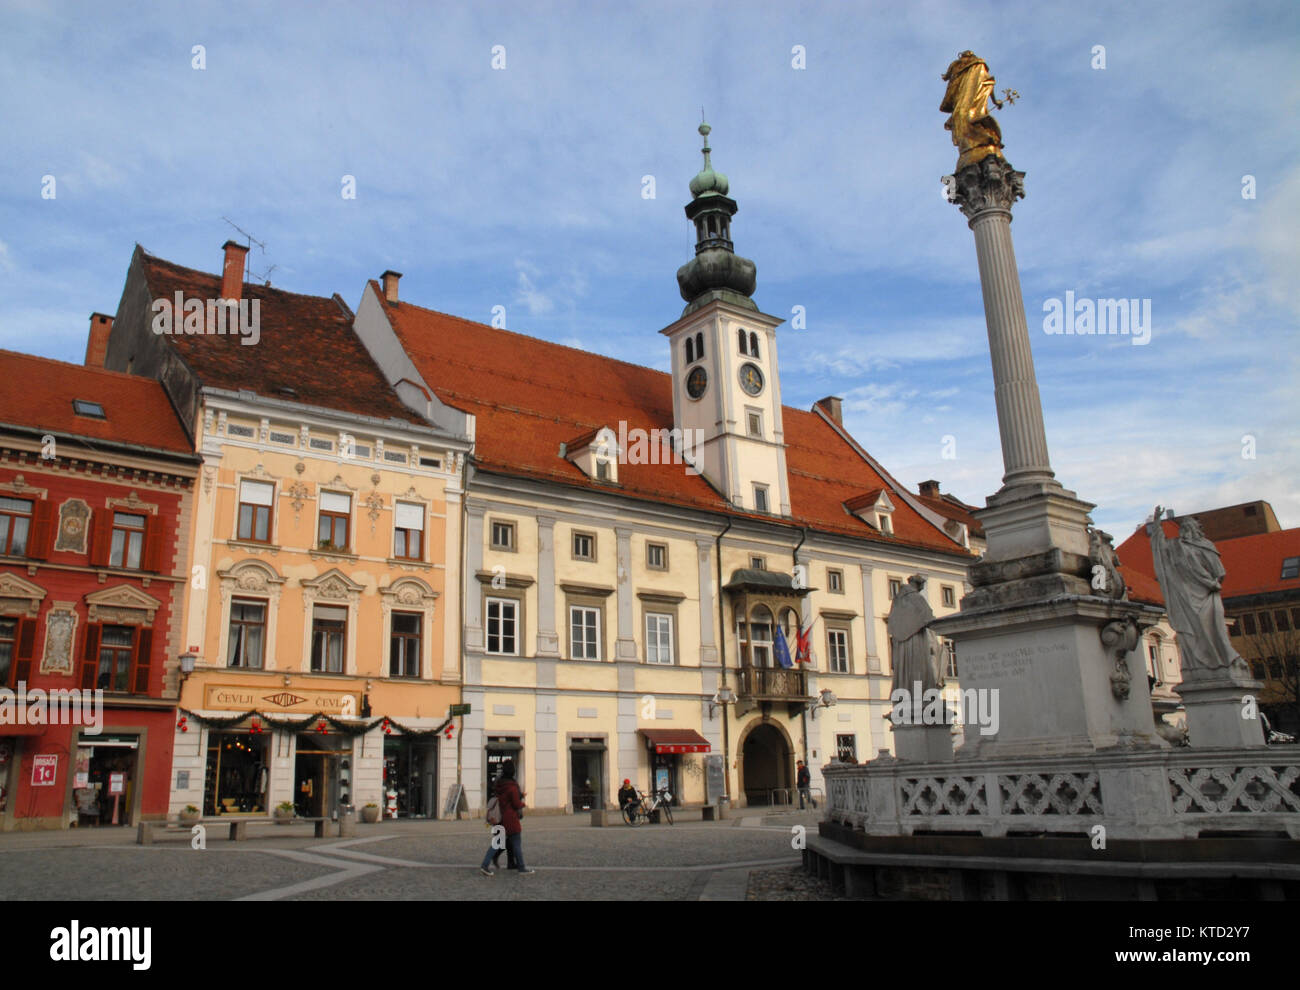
[{"x1": 774, "y1": 630, "x2": 795, "y2": 669}]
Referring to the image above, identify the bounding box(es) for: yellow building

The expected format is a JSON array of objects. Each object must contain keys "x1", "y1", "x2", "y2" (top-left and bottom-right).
[{"x1": 103, "y1": 245, "x2": 471, "y2": 820}]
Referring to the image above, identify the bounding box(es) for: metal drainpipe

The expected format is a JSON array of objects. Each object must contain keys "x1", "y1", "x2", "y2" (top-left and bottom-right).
[
  {"x1": 792, "y1": 528, "x2": 810, "y2": 771},
  {"x1": 715, "y1": 517, "x2": 733, "y2": 801}
]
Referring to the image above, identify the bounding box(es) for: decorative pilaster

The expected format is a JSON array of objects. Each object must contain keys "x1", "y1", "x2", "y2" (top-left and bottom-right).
[
  {"x1": 535, "y1": 515, "x2": 560, "y2": 657},
  {"x1": 696, "y1": 537, "x2": 718, "y2": 664}
]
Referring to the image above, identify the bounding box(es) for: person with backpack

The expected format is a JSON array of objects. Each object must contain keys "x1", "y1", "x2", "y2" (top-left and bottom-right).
[{"x1": 479, "y1": 760, "x2": 534, "y2": 876}]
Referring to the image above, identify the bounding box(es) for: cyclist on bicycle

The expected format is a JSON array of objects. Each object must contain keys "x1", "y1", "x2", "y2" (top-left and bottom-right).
[{"x1": 618, "y1": 778, "x2": 639, "y2": 820}]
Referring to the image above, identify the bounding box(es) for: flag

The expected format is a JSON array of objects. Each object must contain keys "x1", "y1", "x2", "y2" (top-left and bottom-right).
[
  {"x1": 774, "y1": 629, "x2": 795, "y2": 669},
  {"x1": 795, "y1": 618, "x2": 814, "y2": 664}
]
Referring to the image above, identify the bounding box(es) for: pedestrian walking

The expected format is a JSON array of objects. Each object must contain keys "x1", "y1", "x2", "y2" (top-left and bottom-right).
[
  {"x1": 796, "y1": 760, "x2": 817, "y2": 810},
  {"x1": 479, "y1": 760, "x2": 535, "y2": 876}
]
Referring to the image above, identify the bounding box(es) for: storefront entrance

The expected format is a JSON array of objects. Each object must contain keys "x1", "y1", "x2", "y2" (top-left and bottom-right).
[
  {"x1": 383, "y1": 737, "x2": 438, "y2": 818},
  {"x1": 74, "y1": 735, "x2": 139, "y2": 826},
  {"x1": 294, "y1": 733, "x2": 350, "y2": 819},
  {"x1": 651, "y1": 752, "x2": 678, "y2": 805},
  {"x1": 741, "y1": 722, "x2": 791, "y2": 806},
  {"x1": 485, "y1": 736, "x2": 522, "y2": 800},
  {"x1": 569, "y1": 740, "x2": 605, "y2": 811}
]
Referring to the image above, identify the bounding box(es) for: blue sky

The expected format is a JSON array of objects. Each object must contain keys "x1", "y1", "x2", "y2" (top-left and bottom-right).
[{"x1": 2, "y1": 0, "x2": 1296, "y2": 538}]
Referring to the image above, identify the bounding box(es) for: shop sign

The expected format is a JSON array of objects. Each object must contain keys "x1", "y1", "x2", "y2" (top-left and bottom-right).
[
  {"x1": 31, "y1": 754, "x2": 58, "y2": 786},
  {"x1": 109, "y1": 773, "x2": 125, "y2": 795},
  {"x1": 204, "y1": 684, "x2": 361, "y2": 715}
]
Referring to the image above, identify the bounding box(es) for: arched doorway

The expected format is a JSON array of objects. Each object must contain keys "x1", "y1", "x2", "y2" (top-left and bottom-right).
[{"x1": 739, "y1": 721, "x2": 793, "y2": 806}]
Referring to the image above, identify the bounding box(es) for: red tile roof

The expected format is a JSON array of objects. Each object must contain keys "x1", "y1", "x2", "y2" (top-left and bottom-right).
[
  {"x1": 372, "y1": 283, "x2": 971, "y2": 558},
  {"x1": 1116, "y1": 521, "x2": 1300, "y2": 604},
  {"x1": 915, "y1": 491, "x2": 985, "y2": 537},
  {"x1": 0, "y1": 349, "x2": 194, "y2": 455},
  {"x1": 138, "y1": 251, "x2": 424, "y2": 425}
]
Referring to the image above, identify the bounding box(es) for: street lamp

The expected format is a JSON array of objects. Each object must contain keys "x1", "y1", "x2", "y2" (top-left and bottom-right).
[
  {"x1": 708, "y1": 684, "x2": 737, "y2": 719},
  {"x1": 178, "y1": 653, "x2": 197, "y2": 685},
  {"x1": 808, "y1": 688, "x2": 837, "y2": 719}
]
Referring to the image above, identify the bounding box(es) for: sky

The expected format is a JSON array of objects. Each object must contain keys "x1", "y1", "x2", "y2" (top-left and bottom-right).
[{"x1": 1, "y1": 0, "x2": 1296, "y2": 539}]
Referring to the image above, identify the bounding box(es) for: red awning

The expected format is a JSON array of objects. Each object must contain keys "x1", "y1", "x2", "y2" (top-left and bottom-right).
[
  {"x1": 0, "y1": 723, "x2": 47, "y2": 736},
  {"x1": 639, "y1": 729, "x2": 711, "y2": 754}
]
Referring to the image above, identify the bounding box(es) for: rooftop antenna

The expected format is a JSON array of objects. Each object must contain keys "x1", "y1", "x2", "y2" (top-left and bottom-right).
[{"x1": 220, "y1": 216, "x2": 269, "y2": 285}]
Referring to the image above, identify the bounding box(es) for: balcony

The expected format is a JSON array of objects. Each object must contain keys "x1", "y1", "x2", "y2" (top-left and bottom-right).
[{"x1": 736, "y1": 666, "x2": 810, "y2": 701}]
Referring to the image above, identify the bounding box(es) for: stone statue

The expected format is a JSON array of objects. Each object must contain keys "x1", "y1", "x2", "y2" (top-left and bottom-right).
[
  {"x1": 1088, "y1": 526, "x2": 1127, "y2": 600},
  {"x1": 1146, "y1": 506, "x2": 1249, "y2": 678},
  {"x1": 940, "y1": 50, "x2": 1007, "y2": 170},
  {"x1": 889, "y1": 575, "x2": 944, "y2": 692}
]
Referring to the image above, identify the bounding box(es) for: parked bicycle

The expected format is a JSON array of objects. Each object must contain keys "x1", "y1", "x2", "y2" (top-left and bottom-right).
[{"x1": 621, "y1": 787, "x2": 674, "y2": 826}]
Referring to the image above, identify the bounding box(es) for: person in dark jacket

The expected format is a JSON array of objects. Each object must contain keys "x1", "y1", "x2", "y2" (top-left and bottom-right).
[
  {"x1": 617, "y1": 778, "x2": 640, "y2": 822},
  {"x1": 796, "y1": 760, "x2": 816, "y2": 809},
  {"x1": 480, "y1": 760, "x2": 534, "y2": 876}
]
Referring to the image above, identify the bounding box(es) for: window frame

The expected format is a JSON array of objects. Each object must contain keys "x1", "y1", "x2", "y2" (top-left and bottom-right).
[
  {"x1": 97, "y1": 624, "x2": 137, "y2": 693},
  {"x1": 490, "y1": 519, "x2": 516, "y2": 552},
  {"x1": 826, "y1": 626, "x2": 851, "y2": 674},
  {"x1": 389, "y1": 611, "x2": 423, "y2": 678},
  {"x1": 753, "y1": 484, "x2": 769, "y2": 513},
  {"x1": 109, "y1": 512, "x2": 146, "y2": 569},
  {"x1": 485, "y1": 596, "x2": 520, "y2": 656},
  {"x1": 236, "y1": 480, "x2": 275, "y2": 544},
  {"x1": 0, "y1": 497, "x2": 33, "y2": 556},
  {"x1": 227, "y1": 598, "x2": 267, "y2": 669},
  {"x1": 941, "y1": 585, "x2": 956, "y2": 608},
  {"x1": 646, "y1": 542, "x2": 668, "y2": 571},
  {"x1": 316, "y1": 491, "x2": 352, "y2": 552},
  {"x1": 393, "y1": 501, "x2": 426, "y2": 562},
  {"x1": 572, "y1": 530, "x2": 596, "y2": 562},
  {"x1": 645, "y1": 612, "x2": 675, "y2": 665},
  {"x1": 310, "y1": 604, "x2": 348, "y2": 674},
  {"x1": 827, "y1": 568, "x2": 844, "y2": 595},
  {"x1": 568, "y1": 604, "x2": 602, "y2": 661}
]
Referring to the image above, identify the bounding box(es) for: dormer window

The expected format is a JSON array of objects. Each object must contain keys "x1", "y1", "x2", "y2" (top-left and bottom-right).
[
  {"x1": 73, "y1": 399, "x2": 106, "y2": 419},
  {"x1": 844, "y1": 489, "x2": 896, "y2": 534},
  {"x1": 564, "y1": 426, "x2": 620, "y2": 484},
  {"x1": 878, "y1": 514, "x2": 893, "y2": 535}
]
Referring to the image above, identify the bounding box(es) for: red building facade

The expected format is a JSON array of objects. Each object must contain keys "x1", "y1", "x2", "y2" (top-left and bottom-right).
[{"x1": 0, "y1": 349, "x2": 199, "y2": 830}]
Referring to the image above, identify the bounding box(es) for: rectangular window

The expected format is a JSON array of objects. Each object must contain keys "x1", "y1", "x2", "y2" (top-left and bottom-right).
[
  {"x1": 1251, "y1": 660, "x2": 1266, "y2": 680},
  {"x1": 97, "y1": 625, "x2": 135, "y2": 692},
  {"x1": 827, "y1": 568, "x2": 843, "y2": 594},
  {"x1": 747, "y1": 410, "x2": 762, "y2": 437},
  {"x1": 491, "y1": 520, "x2": 515, "y2": 551},
  {"x1": 237, "y1": 480, "x2": 274, "y2": 543},
  {"x1": 0, "y1": 617, "x2": 15, "y2": 687},
  {"x1": 72, "y1": 399, "x2": 106, "y2": 419},
  {"x1": 1259, "y1": 612, "x2": 1274, "y2": 634},
  {"x1": 1147, "y1": 643, "x2": 1160, "y2": 681},
  {"x1": 942, "y1": 585, "x2": 956, "y2": 607},
  {"x1": 647, "y1": 543, "x2": 667, "y2": 570},
  {"x1": 1282, "y1": 557, "x2": 1299, "y2": 580},
  {"x1": 393, "y1": 501, "x2": 424, "y2": 560},
  {"x1": 227, "y1": 600, "x2": 266, "y2": 669},
  {"x1": 878, "y1": 514, "x2": 893, "y2": 535},
  {"x1": 835, "y1": 734, "x2": 856, "y2": 762},
  {"x1": 390, "y1": 612, "x2": 422, "y2": 677},
  {"x1": 751, "y1": 556, "x2": 766, "y2": 570},
  {"x1": 572, "y1": 531, "x2": 595, "y2": 561},
  {"x1": 1275, "y1": 610, "x2": 1291, "y2": 632},
  {"x1": 310, "y1": 605, "x2": 347, "y2": 673},
  {"x1": 0, "y1": 497, "x2": 33, "y2": 556},
  {"x1": 827, "y1": 629, "x2": 849, "y2": 673},
  {"x1": 944, "y1": 640, "x2": 958, "y2": 678},
  {"x1": 486, "y1": 598, "x2": 518, "y2": 655},
  {"x1": 317, "y1": 492, "x2": 351, "y2": 551},
  {"x1": 595, "y1": 459, "x2": 610, "y2": 481},
  {"x1": 646, "y1": 613, "x2": 674, "y2": 664},
  {"x1": 109, "y1": 512, "x2": 146, "y2": 568},
  {"x1": 1241, "y1": 613, "x2": 1257, "y2": 636},
  {"x1": 754, "y1": 485, "x2": 769, "y2": 513},
  {"x1": 569, "y1": 606, "x2": 600, "y2": 660},
  {"x1": 888, "y1": 578, "x2": 902, "y2": 600},
  {"x1": 1268, "y1": 657, "x2": 1282, "y2": 678},
  {"x1": 745, "y1": 620, "x2": 772, "y2": 668}
]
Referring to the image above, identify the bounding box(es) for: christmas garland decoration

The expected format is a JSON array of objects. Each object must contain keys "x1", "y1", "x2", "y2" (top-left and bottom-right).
[{"x1": 177, "y1": 708, "x2": 454, "y2": 738}]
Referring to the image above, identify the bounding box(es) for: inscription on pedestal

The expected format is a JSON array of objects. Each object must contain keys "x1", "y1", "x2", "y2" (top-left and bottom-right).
[{"x1": 960, "y1": 641, "x2": 1068, "y2": 681}]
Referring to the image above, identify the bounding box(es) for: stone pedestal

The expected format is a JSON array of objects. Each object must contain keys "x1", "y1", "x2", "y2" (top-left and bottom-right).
[
  {"x1": 891, "y1": 724, "x2": 955, "y2": 762},
  {"x1": 1176, "y1": 675, "x2": 1267, "y2": 748}
]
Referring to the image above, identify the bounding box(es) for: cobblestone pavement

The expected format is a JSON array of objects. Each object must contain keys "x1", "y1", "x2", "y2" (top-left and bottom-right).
[{"x1": 0, "y1": 811, "x2": 824, "y2": 901}]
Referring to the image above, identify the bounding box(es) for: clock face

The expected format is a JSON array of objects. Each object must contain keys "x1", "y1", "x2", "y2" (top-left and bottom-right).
[
  {"x1": 739, "y1": 362, "x2": 764, "y2": 396},
  {"x1": 686, "y1": 365, "x2": 708, "y2": 399}
]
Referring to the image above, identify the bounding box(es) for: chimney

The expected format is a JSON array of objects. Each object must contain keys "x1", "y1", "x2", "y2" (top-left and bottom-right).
[
  {"x1": 918, "y1": 480, "x2": 941, "y2": 498},
  {"x1": 221, "y1": 240, "x2": 249, "y2": 301},
  {"x1": 381, "y1": 270, "x2": 402, "y2": 304},
  {"x1": 815, "y1": 395, "x2": 843, "y2": 425},
  {"x1": 85, "y1": 313, "x2": 113, "y2": 368}
]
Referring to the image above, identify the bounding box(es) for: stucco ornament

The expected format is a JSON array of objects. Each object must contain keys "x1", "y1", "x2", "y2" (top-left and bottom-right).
[
  {"x1": 888, "y1": 574, "x2": 944, "y2": 693},
  {"x1": 1146, "y1": 506, "x2": 1249, "y2": 679}
]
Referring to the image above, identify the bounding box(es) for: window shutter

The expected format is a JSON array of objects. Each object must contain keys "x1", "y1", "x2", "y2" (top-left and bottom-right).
[
  {"x1": 27, "y1": 500, "x2": 54, "y2": 559},
  {"x1": 143, "y1": 514, "x2": 164, "y2": 572},
  {"x1": 80, "y1": 622, "x2": 101, "y2": 690},
  {"x1": 14, "y1": 616, "x2": 36, "y2": 684},
  {"x1": 88, "y1": 509, "x2": 112, "y2": 566},
  {"x1": 133, "y1": 627, "x2": 153, "y2": 695}
]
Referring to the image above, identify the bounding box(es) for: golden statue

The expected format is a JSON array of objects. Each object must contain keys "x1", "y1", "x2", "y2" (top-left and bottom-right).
[{"x1": 941, "y1": 51, "x2": 1010, "y2": 170}]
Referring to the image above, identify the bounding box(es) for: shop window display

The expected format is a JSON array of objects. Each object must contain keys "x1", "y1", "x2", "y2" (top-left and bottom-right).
[{"x1": 204, "y1": 731, "x2": 270, "y2": 816}]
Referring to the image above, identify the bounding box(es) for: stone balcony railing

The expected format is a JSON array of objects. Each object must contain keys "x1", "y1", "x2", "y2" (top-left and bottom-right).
[
  {"x1": 823, "y1": 746, "x2": 1300, "y2": 841},
  {"x1": 736, "y1": 666, "x2": 808, "y2": 701}
]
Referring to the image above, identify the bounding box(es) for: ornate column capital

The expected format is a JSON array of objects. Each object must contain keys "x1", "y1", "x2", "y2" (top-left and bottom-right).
[{"x1": 947, "y1": 155, "x2": 1025, "y2": 225}]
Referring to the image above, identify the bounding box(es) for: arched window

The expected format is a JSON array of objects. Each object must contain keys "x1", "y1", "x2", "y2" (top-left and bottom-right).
[
  {"x1": 685, "y1": 338, "x2": 694, "y2": 364},
  {"x1": 749, "y1": 332, "x2": 759, "y2": 358},
  {"x1": 738, "y1": 328, "x2": 747, "y2": 354},
  {"x1": 695, "y1": 332, "x2": 704, "y2": 360}
]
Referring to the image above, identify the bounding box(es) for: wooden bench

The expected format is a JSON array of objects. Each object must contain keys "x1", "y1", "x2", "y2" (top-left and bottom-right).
[{"x1": 137, "y1": 816, "x2": 335, "y2": 844}]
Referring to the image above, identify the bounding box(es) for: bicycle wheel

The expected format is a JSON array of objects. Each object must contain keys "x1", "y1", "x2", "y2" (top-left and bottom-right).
[
  {"x1": 661, "y1": 801, "x2": 673, "y2": 825},
  {"x1": 622, "y1": 804, "x2": 639, "y2": 826}
]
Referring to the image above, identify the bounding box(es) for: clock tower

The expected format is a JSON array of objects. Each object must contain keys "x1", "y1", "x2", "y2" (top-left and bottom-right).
[{"x1": 661, "y1": 122, "x2": 790, "y2": 515}]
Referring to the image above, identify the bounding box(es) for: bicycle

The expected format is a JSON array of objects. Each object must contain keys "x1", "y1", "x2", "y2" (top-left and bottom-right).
[{"x1": 620, "y1": 787, "x2": 674, "y2": 826}]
